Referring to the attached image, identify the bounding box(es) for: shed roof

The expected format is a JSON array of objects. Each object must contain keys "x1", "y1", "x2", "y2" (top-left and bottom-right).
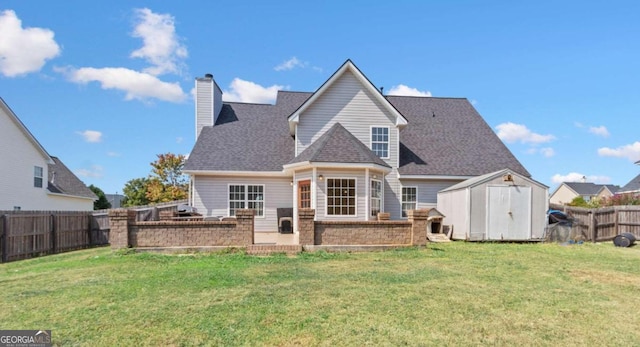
[{"x1": 439, "y1": 169, "x2": 547, "y2": 193}]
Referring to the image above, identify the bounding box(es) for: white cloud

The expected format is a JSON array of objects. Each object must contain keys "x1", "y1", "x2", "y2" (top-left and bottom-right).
[
  {"x1": 176, "y1": 137, "x2": 183, "y2": 144},
  {"x1": 222, "y1": 78, "x2": 284, "y2": 104},
  {"x1": 551, "y1": 172, "x2": 611, "y2": 184},
  {"x1": 107, "y1": 151, "x2": 121, "y2": 157},
  {"x1": 274, "y1": 57, "x2": 306, "y2": 71},
  {"x1": 75, "y1": 165, "x2": 104, "y2": 179},
  {"x1": 0, "y1": 10, "x2": 61, "y2": 77},
  {"x1": 588, "y1": 125, "x2": 610, "y2": 138},
  {"x1": 495, "y1": 122, "x2": 555, "y2": 144},
  {"x1": 540, "y1": 147, "x2": 555, "y2": 157},
  {"x1": 76, "y1": 130, "x2": 103, "y2": 143},
  {"x1": 597, "y1": 141, "x2": 640, "y2": 162},
  {"x1": 59, "y1": 66, "x2": 186, "y2": 102},
  {"x1": 387, "y1": 84, "x2": 432, "y2": 97},
  {"x1": 574, "y1": 122, "x2": 584, "y2": 128},
  {"x1": 130, "y1": 8, "x2": 187, "y2": 76}
]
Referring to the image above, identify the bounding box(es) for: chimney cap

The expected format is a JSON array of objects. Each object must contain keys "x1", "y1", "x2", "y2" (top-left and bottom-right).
[{"x1": 204, "y1": 73, "x2": 213, "y2": 79}]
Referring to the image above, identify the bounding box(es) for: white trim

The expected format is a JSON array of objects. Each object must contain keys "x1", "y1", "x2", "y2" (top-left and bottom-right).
[
  {"x1": 46, "y1": 192, "x2": 95, "y2": 201},
  {"x1": 295, "y1": 123, "x2": 298, "y2": 156},
  {"x1": 184, "y1": 170, "x2": 289, "y2": 177},
  {"x1": 370, "y1": 178, "x2": 383, "y2": 219},
  {"x1": 311, "y1": 167, "x2": 317, "y2": 211},
  {"x1": 227, "y1": 183, "x2": 266, "y2": 218},
  {"x1": 365, "y1": 169, "x2": 370, "y2": 221},
  {"x1": 370, "y1": 125, "x2": 390, "y2": 159},
  {"x1": 324, "y1": 177, "x2": 358, "y2": 217},
  {"x1": 287, "y1": 60, "x2": 408, "y2": 135},
  {"x1": 401, "y1": 185, "x2": 418, "y2": 219},
  {"x1": 283, "y1": 161, "x2": 391, "y2": 173},
  {"x1": 292, "y1": 172, "x2": 298, "y2": 232}
]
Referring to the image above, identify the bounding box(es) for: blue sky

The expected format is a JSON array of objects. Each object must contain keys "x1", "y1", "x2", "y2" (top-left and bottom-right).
[{"x1": 1, "y1": 1, "x2": 639, "y2": 194}]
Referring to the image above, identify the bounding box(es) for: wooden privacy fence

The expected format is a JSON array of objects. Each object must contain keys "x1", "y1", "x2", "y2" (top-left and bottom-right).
[
  {"x1": 549, "y1": 204, "x2": 640, "y2": 242},
  {"x1": 0, "y1": 200, "x2": 185, "y2": 262}
]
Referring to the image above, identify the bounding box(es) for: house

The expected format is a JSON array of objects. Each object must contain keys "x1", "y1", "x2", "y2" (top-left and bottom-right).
[
  {"x1": 437, "y1": 169, "x2": 548, "y2": 241},
  {"x1": 549, "y1": 181, "x2": 620, "y2": 205},
  {"x1": 618, "y1": 173, "x2": 640, "y2": 195},
  {"x1": 0, "y1": 98, "x2": 97, "y2": 211},
  {"x1": 184, "y1": 60, "x2": 529, "y2": 232}
]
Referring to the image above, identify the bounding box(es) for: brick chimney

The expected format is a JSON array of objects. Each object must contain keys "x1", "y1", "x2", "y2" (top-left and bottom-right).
[{"x1": 195, "y1": 74, "x2": 223, "y2": 139}]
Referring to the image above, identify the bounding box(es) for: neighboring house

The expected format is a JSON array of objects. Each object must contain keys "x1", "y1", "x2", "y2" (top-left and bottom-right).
[
  {"x1": 0, "y1": 98, "x2": 97, "y2": 211},
  {"x1": 184, "y1": 60, "x2": 529, "y2": 232},
  {"x1": 549, "y1": 182, "x2": 620, "y2": 205},
  {"x1": 618, "y1": 173, "x2": 640, "y2": 194},
  {"x1": 105, "y1": 194, "x2": 125, "y2": 208}
]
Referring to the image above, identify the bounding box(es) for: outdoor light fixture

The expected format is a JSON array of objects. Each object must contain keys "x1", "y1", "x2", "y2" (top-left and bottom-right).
[
  {"x1": 372, "y1": 174, "x2": 378, "y2": 179},
  {"x1": 290, "y1": 181, "x2": 293, "y2": 186},
  {"x1": 318, "y1": 174, "x2": 324, "y2": 181}
]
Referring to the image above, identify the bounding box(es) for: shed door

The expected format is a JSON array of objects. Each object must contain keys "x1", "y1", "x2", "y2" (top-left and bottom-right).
[{"x1": 487, "y1": 186, "x2": 531, "y2": 240}]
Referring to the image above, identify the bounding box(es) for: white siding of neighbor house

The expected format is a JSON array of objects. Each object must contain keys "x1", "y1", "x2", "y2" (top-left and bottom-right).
[
  {"x1": 192, "y1": 175, "x2": 293, "y2": 232},
  {"x1": 0, "y1": 106, "x2": 52, "y2": 211},
  {"x1": 48, "y1": 194, "x2": 94, "y2": 211},
  {"x1": 549, "y1": 184, "x2": 577, "y2": 205},
  {"x1": 296, "y1": 70, "x2": 399, "y2": 168}
]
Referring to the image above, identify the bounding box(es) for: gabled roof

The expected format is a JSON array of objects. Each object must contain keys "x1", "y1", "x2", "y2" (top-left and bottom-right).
[
  {"x1": 284, "y1": 122, "x2": 391, "y2": 171},
  {"x1": 618, "y1": 173, "x2": 640, "y2": 193},
  {"x1": 0, "y1": 97, "x2": 53, "y2": 164},
  {"x1": 598, "y1": 184, "x2": 620, "y2": 194},
  {"x1": 287, "y1": 59, "x2": 408, "y2": 135},
  {"x1": 439, "y1": 169, "x2": 547, "y2": 193},
  {"x1": 563, "y1": 182, "x2": 607, "y2": 196},
  {"x1": 47, "y1": 157, "x2": 97, "y2": 200},
  {"x1": 184, "y1": 91, "x2": 309, "y2": 173}
]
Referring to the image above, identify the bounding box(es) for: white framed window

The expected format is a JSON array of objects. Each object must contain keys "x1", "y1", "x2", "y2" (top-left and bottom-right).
[
  {"x1": 34, "y1": 166, "x2": 43, "y2": 188},
  {"x1": 228, "y1": 184, "x2": 264, "y2": 217},
  {"x1": 371, "y1": 127, "x2": 389, "y2": 158},
  {"x1": 401, "y1": 186, "x2": 417, "y2": 218},
  {"x1": 370, "y1": 179, "x2": 383, "y2": 217},
  {"x1": 326, "y1": 178, "x2": 356, "y2": 216}
]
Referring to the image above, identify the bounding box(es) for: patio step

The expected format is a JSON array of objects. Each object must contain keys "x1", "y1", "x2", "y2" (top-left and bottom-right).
[
  {"x1": 427, "y1": 232, "x2": 451, "y2": 243},
  {"x1": 246, "y1": 244, "x2": 302, "y2": 256}
]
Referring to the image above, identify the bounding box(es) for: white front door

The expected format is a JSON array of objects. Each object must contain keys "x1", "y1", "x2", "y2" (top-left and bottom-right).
[{"x1": 487, "y1": 185, "x2": 531, "y2": 240}]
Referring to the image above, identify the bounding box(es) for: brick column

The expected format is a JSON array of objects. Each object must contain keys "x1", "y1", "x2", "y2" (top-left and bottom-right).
[
  {"x1": 377, "y1": 212, "x2": 390, "y2": 221},
  {"x1": 298, "y1": 208, "x2": 316, "y2": 245},
  {"x1": 108, "y1": 209, "x2": 135, "y2": 250},
  {"x1": 234, "y1": 209, "x2": 255, "y2": 245},
  {"x1": 408, "y1": 209, "x2": 429, "y2": 246}
]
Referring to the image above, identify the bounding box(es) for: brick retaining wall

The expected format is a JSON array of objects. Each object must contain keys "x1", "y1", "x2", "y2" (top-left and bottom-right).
[
  {"x1": 315, "y1": 221, "x2": 412, "y2": 245},
  {"x1": 109, "y1": 209, "x2": 254, "y2": 250}
]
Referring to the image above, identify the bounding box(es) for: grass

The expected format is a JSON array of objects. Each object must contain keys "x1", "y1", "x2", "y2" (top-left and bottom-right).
[{"x1": 1, "y1": 242, "x2": 640, "y2": 346}]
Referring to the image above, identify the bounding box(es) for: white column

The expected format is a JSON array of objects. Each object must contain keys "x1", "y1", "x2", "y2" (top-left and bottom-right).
[
  {"x1": 365, "y1": 168, "x2": 370, "y2": 221},
  {"x1": 311, "y1": 167, "x2": 317, "y2": 221}
]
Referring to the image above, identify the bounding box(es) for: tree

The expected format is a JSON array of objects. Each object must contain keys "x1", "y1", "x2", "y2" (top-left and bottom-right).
[
  {"x1": 89, "y1": 184, "x2": 111, "y2": 210},
  {"x1": 122, "y1": 177, "x2": 151, "y2": 207},
  {"x1": 121, "y1": 153, "x2": 189, "y2": 207},
  {"x1": 146, "y1": 153, "x2": 188, "y2": 203}
]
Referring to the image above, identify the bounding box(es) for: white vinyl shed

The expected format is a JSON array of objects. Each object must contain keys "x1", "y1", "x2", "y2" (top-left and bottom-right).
[{"x1": 437, "y1": 169, "x2": 548, "y2": 241}]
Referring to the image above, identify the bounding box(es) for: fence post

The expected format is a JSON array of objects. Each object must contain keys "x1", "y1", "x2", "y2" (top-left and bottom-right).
[
  {"x1": 614, "y1": 207, "x2": 619, "y2": 236},
  {"x1": 87, "y1": 213, "x2": 94, "y2": 247},
  {"x1": 1, "y1": 214, "x2": 7, "y2": 263},
  {"x1": 51, "y1": 214, "x2": 57, "y2": 254},
  {"x1": 590, "y1": 211, "x2": 596, "y2": 243}
]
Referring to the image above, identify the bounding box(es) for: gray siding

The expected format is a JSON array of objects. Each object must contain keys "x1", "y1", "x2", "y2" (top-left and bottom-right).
[
  {"x1": 296, "y1": 71, "x2": 399, "y2": 168},
  {"x1": 192, "y1": 175, "x2": 293, "y2": 232}
]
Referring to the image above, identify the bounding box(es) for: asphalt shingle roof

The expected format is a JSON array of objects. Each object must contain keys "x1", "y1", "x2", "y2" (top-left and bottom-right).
[
  {"x1": 287, "y1": 122, "x2": 390, "y2": 168},
  {"x1": 185, "y1": 91, "x2": 530, "y2": 178},
  {"x1": 619, "y1": 173, "x2": 640, "y2": 193},
  {"x1": 48, "y1": 157, "x2": 97, "y2": 200},
  {"x1": 563, "y1": 182, "x2": 620, "y2": 195}
]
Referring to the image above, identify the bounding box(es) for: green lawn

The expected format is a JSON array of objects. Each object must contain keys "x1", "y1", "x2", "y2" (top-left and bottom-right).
[{"x1": 1, "y1": 242, "x2": 639, "y2": 346}]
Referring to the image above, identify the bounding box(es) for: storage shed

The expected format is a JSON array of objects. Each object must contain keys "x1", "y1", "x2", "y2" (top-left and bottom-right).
[{"x1": 437, "y1": 169, "x2": 548, "y2": 241}]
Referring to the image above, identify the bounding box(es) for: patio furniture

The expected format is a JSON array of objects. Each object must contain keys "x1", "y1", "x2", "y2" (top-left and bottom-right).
[{"x1": 277, "y1": 208, "x2": 293, "y2": 234}]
